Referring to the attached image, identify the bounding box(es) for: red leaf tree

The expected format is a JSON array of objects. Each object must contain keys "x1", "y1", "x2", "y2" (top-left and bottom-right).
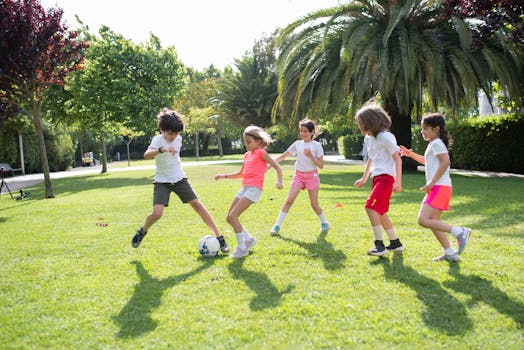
[{"x1": 0, "y1": 0, "x2": 87, "y2": 198}]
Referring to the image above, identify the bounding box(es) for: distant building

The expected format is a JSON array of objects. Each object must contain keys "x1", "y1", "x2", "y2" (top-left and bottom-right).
[{"x1": 478, "y1": 91, "x2": 503, "y2": 116}]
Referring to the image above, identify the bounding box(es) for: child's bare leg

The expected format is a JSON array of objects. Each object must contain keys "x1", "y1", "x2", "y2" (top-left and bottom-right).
[
  {"x1": 281, "y1": 185, "x2": 301, "y2": 213},
  {"x1": 226, "y1": 197, "x2": 253, "y2": 233},
  {"x1": 189, "y1": 199, "x2": 221, "y2": 237},
  {"x1": 143, "y1": 204, "x2": 164, "y2": 231},
  {"x1": 418, "y1": 204, "x2": 453, "y2": 233},
  {"x1": 307, "y1": 189, "x2": 322, "y2": 215}
]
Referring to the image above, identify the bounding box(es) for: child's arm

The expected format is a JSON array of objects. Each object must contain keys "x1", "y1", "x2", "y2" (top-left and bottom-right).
[
  {"x1": 263, "y1": 152, "x2": 283, "y2": 189},
  {"x1": 144, "y1": 146, "x2": 161, "y2": 160},
  {"x1": 420, "y1": 153, "x2": 450, "y2": 192},
  {"x1": 393, "y1": 151, "x2": 402, "y2": 193},
  {"x1": 303, "y1": 148, "x2": 324, "y2": 169},
  {"x1": 215, "y1": 164, "x2": 244, "y2": 181},
  {"x1": 274, "y1": 151, "x2": 292, "y2": 163},
  {"x1": 354, "y1": 159, "x2": 372, "y2": 188},
  {"x1": 400, "y1": 145, "x2": 424, "y2": 165}
]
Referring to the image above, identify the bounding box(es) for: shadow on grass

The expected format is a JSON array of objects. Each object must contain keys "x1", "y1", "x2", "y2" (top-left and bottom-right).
[
  {"x1": 113, "y1": 258, "x2": 216, "y2": 338},
  {"x1": 445, "y1": 264, "x2": 524, "y2": 328},
  {"x1": 375, "y1": 254, "x2": 472, "y2": 335},
  {"x1": 275, "y1": 229, "x2": 346, "y2": 270},
  {"x1": 228, "y1": 258, "x2": 294, "y2": 311}
]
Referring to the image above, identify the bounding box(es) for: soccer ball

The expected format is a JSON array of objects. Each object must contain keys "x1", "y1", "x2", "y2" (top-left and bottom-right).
[{"x1": 197, "y1": 235, "x2": 220, "y2": 257}]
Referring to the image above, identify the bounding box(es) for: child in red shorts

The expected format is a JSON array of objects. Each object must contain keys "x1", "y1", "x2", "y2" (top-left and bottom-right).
[{"x1": 354, "y1": 103, "x2": 405, "y2": 256}]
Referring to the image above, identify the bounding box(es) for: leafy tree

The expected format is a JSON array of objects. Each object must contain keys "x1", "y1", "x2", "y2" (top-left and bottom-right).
[
  {"x1": 0, "y1": 0, "x2": 86, "y2": 197},
  {"x1": 65, "y1": 27, "x2": 186, "y2": 172},
  {"x1": 217, "y1": 32, "x2": 279, "y2": 128},
  {"x1": 274, "y1": 0, "x2": 523, "y2": 157}
]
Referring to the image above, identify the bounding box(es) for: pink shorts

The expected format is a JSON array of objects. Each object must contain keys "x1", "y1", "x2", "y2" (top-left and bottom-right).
[
  {"x1": 423, "y1": 185, "x2": 452, "y2": 211},
  {"x1": 291, "y1": 170, "x2": 320, "y2": 191},
  {"x1": 365, "y1": 174, "x2": 394, "y2": 215}
]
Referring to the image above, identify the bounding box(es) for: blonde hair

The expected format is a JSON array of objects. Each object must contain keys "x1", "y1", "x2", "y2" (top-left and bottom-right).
[{"x1": 243, "y1": 125, "x2": 272, "y2": 148}]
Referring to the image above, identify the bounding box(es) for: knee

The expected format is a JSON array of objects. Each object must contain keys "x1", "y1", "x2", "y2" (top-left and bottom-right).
[
  {"x1": 226, "y1": 213, "x2": 237, "y2": 225},
  {"x1": 418, "y1": 217, "x2": 429, "y2": 228},
  {"x1": 150, "y1": 211, "x2": 163, "y2": 221}
]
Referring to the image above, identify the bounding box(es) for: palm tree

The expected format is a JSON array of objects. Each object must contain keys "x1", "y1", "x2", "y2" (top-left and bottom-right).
[{"x1": 274, "y1": 0, "x2": 523, "y2": 150}]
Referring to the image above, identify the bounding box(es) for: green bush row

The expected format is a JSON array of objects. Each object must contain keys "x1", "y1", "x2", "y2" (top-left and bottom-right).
[{"x1": 337, "y1": 133, "x2": 364, "y2": 159}]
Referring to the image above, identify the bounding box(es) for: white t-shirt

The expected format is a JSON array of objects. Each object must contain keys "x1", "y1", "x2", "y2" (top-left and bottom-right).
[
  {"x1": 364, "y1": 131, "x2": 399, "y2": 178},
  {"x1": 424, "y1": 138, "x2": 452, "y2": 186},
  {"x1": 149, "y1": 134, "x2": 186, "y2": 183},
  {"x1": 286, "y1": 140, "x2": 324, "y2": 172}
]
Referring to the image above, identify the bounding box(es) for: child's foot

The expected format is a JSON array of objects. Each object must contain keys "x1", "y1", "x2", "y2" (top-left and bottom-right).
[
  {"x1": 457, "y1": 228, "x2": 471, "y2": 254},
  {"x1": 367, "y1": 241, "x2": 387, "y2": 256},
  {"x1": 132, "y1": 227, "x2": 147, "y2": 248},
  {"x1": 217, "y1": 236, "x2": 230, "y2": 254},
  {"x1": 433, "y1": 252, "x2": 460, "y2": 262},
  {"x1": 244, "y1": 236, "x2": 257, "y2": 251},
  {"x1": 386, "y1": 240, "x2": 405, "y2": 252},
  {"x1": 321, "y1": 222, "x2": 330, "y2": 233},
  {"x1": 270, "y1": 225, "x2": 280, "y2": 236},
  {"x1": 231, "y1": 247, "x2": 249, "y2": 258}
]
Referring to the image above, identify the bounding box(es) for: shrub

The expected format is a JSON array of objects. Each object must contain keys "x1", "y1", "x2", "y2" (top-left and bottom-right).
[{"x1": 337, "y1": 133, "x2": 364, "y2": 159}]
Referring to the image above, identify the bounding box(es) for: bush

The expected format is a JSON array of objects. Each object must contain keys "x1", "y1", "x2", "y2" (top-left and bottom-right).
[
  {"x1": 448, "y1": 113, "x2": 524, "y2": 174},
  {"x1": 337, "y1": 133, "x2": 364, "y2": 159}
]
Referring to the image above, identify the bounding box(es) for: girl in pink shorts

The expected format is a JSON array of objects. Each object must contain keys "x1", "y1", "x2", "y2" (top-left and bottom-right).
[
  {"x1": 270, "y1": 118, "x2": 329, "y2": 235},
  {"x1": 400, "y1": 113, "x2": 472, "y2": 262}
]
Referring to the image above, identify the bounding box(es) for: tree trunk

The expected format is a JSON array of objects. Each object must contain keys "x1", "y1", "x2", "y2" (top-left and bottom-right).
[
  {"x1": 126, "y1": 141, "x2": 131, "y2": 167},
  {"x1": 100, "y1": 130, "x2": 108, "y2": 173},
  {"x1": 32, "y1": 98, "x2": 54, "y2": 198},
  {"x1": 194, "y1": 131, "x2": 199, "y2": 159},
  {"x1": 78, "y1": 131, "x2": 84, "y2": 167},
  {"x1": 18, "y1": 132, "x2": 25, "y2": 175},
  {"x1": 217, "y1": 127, "x2": 224, "y2": 157},
  {"x1": 383, "y1": 97, "x2": 416, "y2": 169}
]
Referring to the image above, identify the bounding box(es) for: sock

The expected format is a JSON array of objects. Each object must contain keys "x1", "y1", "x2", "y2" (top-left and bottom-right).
[
  {"x1": 444, "y1": 246, "x2": 456, "y2": 255},
  {"x1": 235, "y1": 233, "x2": 245, "y2": 249},
  {"x1": 450, "y1": 226, "x2": 462, "y2": 237},
  {"x1": 241, "y1": 226, "x2": 252, "y2": 240},
  {"x1": 372, "y1": 225, "x2": 383, "y2": 241},
  {"x1": 385, "y1": 228, "x2": 398, "y2": 240},
  {"x1": 318, "y1": 211, "x2": 328, "y2": 224},
  {"x1": 275, "y1": 211, "x2": 287, "y2": 227}
]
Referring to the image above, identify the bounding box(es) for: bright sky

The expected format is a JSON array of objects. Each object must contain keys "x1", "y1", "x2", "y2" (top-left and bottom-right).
[{"x1": 41, "y1": 0, "x2": 342, "y2": 70}]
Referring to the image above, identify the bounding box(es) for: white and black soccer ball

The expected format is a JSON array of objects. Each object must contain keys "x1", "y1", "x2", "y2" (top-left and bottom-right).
[{"x1": 197, "y1": 235, "x2": 220, "y2": 257}]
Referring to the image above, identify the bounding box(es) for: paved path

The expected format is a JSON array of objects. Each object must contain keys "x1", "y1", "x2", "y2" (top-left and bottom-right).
[{"x1": 1, "y1": 155, "x2": 522, "y2": 196}]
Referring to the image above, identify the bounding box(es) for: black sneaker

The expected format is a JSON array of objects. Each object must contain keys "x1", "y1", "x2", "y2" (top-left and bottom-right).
[
  {"x1": 132, "y1": 227, "x2": 147, "y2": 248},
  {"x1": 386, "y1": 239, "x2": 406, "y2": 252},
  {"x1": 217, "y1": 235, "x2": 230, "y2": 254},
  {"x1": 367, "y1": 240, "x2": 387, "y2": 256}
]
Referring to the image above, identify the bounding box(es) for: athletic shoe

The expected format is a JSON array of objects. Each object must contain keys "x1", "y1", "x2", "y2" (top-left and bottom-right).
[
  {"x1": 457, "y1": 228, "x2": 472, "y2": 254},
  {"x1": 386, "y1": 240, "x2": 406, "y2": 252},
  {"x1": 217, "y1": 236, "x2": 230, "y2": 254},
  {"x1": 432, "y1": 252, "x2": 460, "y2": 262},
  {"x1": 321, "y1": 222, "x2": 330, "y2": 233},
  {"x1": 244, "y1": 236, "x2": 257, "y2": 251},
  {"x1": 231, "y1": 247, "x2": 249, "y2": 258},
  {"x1": 270, "y1": 225, "x2": 280, "y2": 235},
  {"x1": 132, "y1": 227, "x2": 147, "y2": 248},
  {"x1": 367, "y1": 241, "x2": 387, "y2": 256}
]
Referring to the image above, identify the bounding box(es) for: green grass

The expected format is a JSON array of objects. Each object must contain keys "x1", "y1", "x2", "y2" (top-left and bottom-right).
[{"x1": 1, "y1": 162, "x2": 523, "y2": 349}]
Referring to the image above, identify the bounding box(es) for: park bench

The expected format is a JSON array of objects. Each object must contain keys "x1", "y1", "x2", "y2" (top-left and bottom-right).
[{"x1": 0, "y1": 163, "x2": 23, "y2": 177}]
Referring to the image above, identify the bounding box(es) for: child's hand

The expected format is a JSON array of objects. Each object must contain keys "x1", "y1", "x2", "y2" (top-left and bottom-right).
[
  {"x1": 420, "y1": 181, "x2": 433, "y2": 192},
  {"x1": 214, "y1": 174, "x2": 223, "y2": 181},
  {"x1": 276, "y1": 180, "x2": 283, "y2": 189},
  {"x1": 303, "y1": 148, "x2": 312, "y2": 158},
  {"x1": 393, "y1": 181, "x2": 402, "y2": 193},
  {"x1": 354, "y1": 178, "x2": 366, "y2": 188},
  {"x1": 399, "y1": 145, "x2": 412, "y2": 158}
]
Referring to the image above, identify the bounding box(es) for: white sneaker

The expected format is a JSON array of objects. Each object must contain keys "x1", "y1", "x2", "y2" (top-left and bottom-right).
[
  {"x1": 321, "y1": 222, "x2": 330, "y2": 233},
  {"x1": 231, "y1": 247, "x2": 249, "y2": 258},
  {"x1": 432, "y1": 253, "x2": 460, "y2": 262},
  {"x1": 457, "y1": 228, "x2": 471, "y2": 254},
  {"x1": 270, "y1": 225, "x2": 280, "y2": 235},
  {"x1": 245, "y1": 236, "x2": 257, "y2": 251}
]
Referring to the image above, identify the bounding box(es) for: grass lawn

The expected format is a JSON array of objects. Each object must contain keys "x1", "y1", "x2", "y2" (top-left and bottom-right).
[{"x1": 0, "y1": 161, "x2": 523, "y2": 349}]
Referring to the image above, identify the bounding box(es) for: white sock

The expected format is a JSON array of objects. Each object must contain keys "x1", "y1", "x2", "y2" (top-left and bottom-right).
[
  {"x1": 385, "y1": 228, "x2": 398, "y2": 240},
  {"x1": 241, "y1": 226, "x2": 252, "y2": 240},
  {"x1": 444, "y1": 246, "x2": 456, "y2": 255},
  {"x1": 318, "y1": 211, "x2": 328, "y2": 224},
  {"x1": 372, "y1": 226, "x2": 383, "y2": 241},
  {"x1": 450, "y1": 226, "x2": 462, "y2": 237},
  {"x1": 235, "y1": 233, "x2": 245, "y2": 249},
  {"x1": 275, "y1": 211, "x2": 287, "y2": 227}
]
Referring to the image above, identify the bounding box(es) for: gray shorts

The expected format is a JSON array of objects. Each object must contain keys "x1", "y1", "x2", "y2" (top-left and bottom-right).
[
  {"x1": 153, "y1": 178, "x2": 197, "y2": 206},
  {"x1": 235, "y1": 186, "x2": 263, "y2": 203}
]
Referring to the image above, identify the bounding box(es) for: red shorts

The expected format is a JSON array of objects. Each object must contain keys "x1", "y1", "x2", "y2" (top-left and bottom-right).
[
  {"x1": 423, "y1": 185, "x2": 452, "y2": 211},
  {"x1": 291, "y1": 170, "x2": 320, "y2": 190},
  {"x1": 365, "y1": 174, "x2": 394, "y2": 215}
]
